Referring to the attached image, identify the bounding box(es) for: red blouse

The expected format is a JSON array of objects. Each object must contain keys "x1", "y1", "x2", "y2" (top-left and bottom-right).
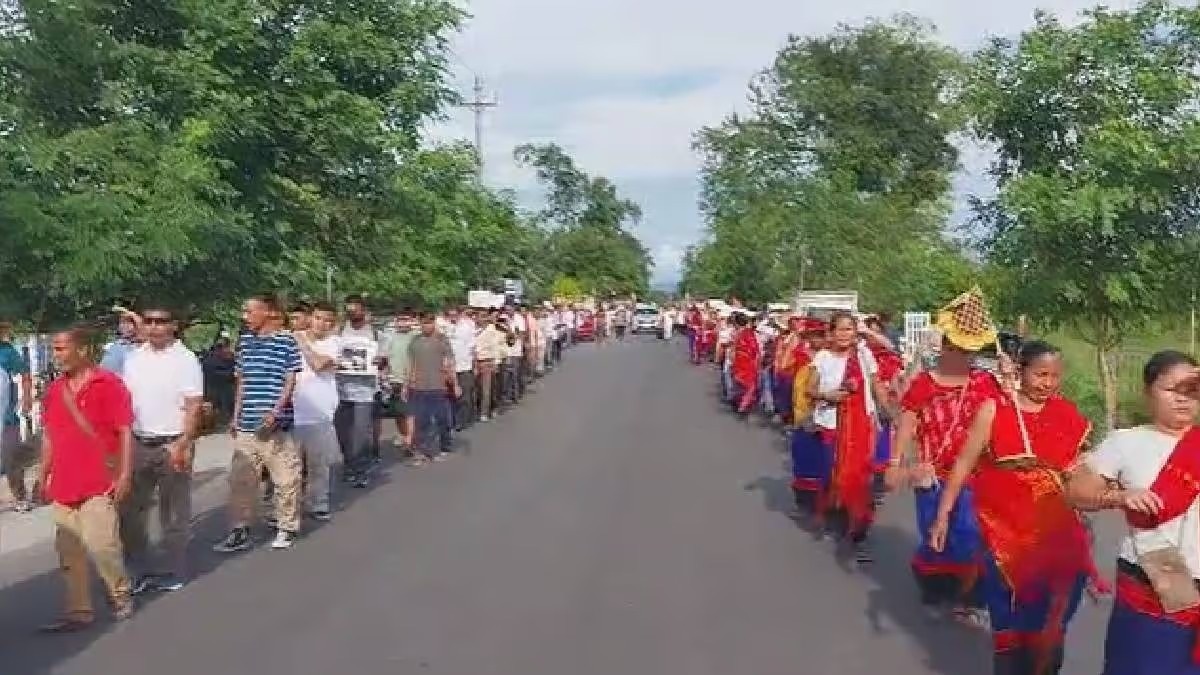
[{"x1": 900, "y1": 369, "x2": 1000, "y2": 475}]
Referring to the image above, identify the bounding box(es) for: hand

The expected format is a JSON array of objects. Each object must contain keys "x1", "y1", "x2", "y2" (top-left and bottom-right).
[
  {"x1": 928, "y1": 514, "x2": 950, "y2": 553},
  {"x1": 824, "y1": 390, "x2": 848, "y2": 403},
  {"x1": 109, "y1": 471, "x2": 132, "y2": 502},
  {"x1": 910, "y1": 462, "x2": 937, "y2": 488},
  {"x1": 884, "y1": 464, "x2": 908, "y2": 491},
  {"x1": 168, "y1": 440, "x2": 193, "y2": 473},
  {"x1": 1122, "y1": 489, "x2": 1163, "y2": 515}
]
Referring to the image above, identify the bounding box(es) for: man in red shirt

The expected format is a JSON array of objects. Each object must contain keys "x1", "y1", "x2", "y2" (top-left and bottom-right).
[{"x1": 39, "y1": 326, "x2": 135, "y2": 631}]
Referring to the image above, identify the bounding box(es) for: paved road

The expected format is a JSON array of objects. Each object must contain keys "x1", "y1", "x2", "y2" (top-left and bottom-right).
[{"x1": 0, "y1": 337, "x2": 1114, "y2": 674}]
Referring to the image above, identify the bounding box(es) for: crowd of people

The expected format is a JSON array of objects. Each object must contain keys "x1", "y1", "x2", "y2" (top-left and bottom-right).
[
  {"x1": 685, "y1": 288, "x2": 1200, "y2": 675},
  {"x1": 2, "y1": 292, "x2": 591, "y2": 632}
]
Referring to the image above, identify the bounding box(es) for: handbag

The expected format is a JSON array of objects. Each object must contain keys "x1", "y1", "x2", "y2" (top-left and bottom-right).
[{"x1": 1131, "y1": 514, "x2": 1200, "y2": 613}]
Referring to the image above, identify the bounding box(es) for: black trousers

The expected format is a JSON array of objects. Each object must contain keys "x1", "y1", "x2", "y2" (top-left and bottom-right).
[{"x1": 454, "y1": 371, "x2": 476, "y2": 430}]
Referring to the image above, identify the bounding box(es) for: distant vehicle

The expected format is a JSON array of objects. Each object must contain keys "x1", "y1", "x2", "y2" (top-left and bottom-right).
[
  {"x1": 792, "y1": 290, "x2": 858, "y2": 319},
  {"x1": 576, "y1": 310, "x2": 596, "y2": 342},
  {"x1": 633, "y1": 306, "x2": 660, "y2": 335}
]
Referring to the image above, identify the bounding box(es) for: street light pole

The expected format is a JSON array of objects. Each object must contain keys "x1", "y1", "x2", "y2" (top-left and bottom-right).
[{"x1": 326, "y1": 265, "x2": 334, "y2": 302}]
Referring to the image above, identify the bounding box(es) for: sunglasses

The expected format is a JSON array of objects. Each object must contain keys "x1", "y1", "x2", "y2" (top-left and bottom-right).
[{"x1": 143, "y1": 316, "x2": 173, "y2": 325}]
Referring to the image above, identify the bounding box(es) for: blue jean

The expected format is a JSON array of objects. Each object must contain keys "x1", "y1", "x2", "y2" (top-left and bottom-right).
[{"x1": 409, "y1": 390, "x2": 452, "y2": 456}]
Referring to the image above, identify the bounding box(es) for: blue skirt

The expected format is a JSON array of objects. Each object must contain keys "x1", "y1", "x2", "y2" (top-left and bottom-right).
[
  {"x1": 873, "y1": 419, "x2": 892, "y2": 472},
  {"x1": 981, "y1": 555, "x2": 1085, "y2": 663},
  {"x1": 773, "y1": 374, "x2": 794, "y2": 420},
  {"x1": 1103, "y1": 577, "x2": 1200, "y2": 675},
  {"x1": 790, "y1": 428, "x2": 832, "y2": 494},
  {"x1": 912, "y1": 484, "x2": 983, "y2": 603}
]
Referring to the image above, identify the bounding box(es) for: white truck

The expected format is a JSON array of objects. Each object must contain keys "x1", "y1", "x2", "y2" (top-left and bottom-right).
[{"x1": 792, "y1": 290, "x2": 858, "y2": 319}]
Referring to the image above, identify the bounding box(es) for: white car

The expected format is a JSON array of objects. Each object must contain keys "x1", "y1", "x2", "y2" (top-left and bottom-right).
[{"x1": 633, "y1": 306, "x2": 660, "y2": 335}]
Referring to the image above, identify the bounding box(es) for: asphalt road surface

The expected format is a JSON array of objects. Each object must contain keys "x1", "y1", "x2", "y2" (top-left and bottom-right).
[{"x1": 0, "y1": 336, "x2": 1115, "y2": 674}]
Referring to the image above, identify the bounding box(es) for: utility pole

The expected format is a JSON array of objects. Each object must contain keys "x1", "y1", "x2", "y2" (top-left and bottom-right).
[
  {"x1": 1191, "y1": 289, "x2": 1196, "y2": 356},
  {"x1": 458, "y1": 75, "x2": 497, "y2": 184}
]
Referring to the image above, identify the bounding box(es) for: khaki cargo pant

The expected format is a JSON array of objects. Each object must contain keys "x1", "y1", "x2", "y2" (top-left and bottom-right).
[
  {"x1": 118, "y1": 439, "x2": 192, "y2": 579},
  {"x1": 229, "y1": 430, "x2": 302, "y2": 533},
  {"x1": 54, "y1": 496, "x2": 132, "y2": 620}
]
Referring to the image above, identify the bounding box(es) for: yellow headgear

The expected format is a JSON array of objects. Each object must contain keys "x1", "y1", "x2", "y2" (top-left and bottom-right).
[{"x1": 934, "y1": 286, "x2": 997, "y2": 353}]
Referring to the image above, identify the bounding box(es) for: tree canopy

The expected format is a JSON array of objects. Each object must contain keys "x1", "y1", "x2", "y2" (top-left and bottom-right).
[
  {"x1": 515, "y1": 143, "x2": 652, "y2": 298},
  {"x1": 0, "y1": 0, "x2": 650, "y2": 327},
  {"x1": 968, "y1": 0, "x2": 1200, "y2": 427},
  {"x1": 681, "y1": 16, "x2": 974, "y2": 312}
]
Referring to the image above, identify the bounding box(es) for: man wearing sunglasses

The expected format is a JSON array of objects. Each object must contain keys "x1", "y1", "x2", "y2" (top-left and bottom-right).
[{"x1": 117, "y1": 304, "x2": 203, "y2": 593}]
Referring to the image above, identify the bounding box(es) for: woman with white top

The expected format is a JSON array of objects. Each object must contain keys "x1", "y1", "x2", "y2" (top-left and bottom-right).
[
  {"x1": 808, "y1": 311, "x2": 890, "y2": 563},
  {"x1": 1068, "y1": 350, "x2": 1200, "y2": 675}
]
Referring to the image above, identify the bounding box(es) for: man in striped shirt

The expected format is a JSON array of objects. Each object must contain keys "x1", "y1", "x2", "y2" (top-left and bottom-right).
[{"x1": 214, "y1": 294, "x2": 305, "y2": 552}]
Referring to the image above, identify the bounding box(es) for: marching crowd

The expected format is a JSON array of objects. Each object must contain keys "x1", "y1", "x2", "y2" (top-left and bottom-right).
[
  {"x1": 687, "y1": 288, "x2": 1200, "y2": 675},
  {"x1": 1, "y1": 293, "x2": 590, "y2": 632}
]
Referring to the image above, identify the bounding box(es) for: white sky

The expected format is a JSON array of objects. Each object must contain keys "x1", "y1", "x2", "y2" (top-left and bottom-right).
[{"x1": 431, "y1": 0, "x2": 1139, "y2": 284}]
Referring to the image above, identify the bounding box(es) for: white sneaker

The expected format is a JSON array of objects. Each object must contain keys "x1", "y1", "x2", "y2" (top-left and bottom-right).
[{"x1": 271, "y1": 531, "x2": 297, "y2": 550}]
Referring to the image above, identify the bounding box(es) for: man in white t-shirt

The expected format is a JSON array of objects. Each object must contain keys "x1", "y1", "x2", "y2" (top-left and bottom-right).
[
  {"x1": 445, "y1": 307, "x2": 477, "y2": 431},
  {"x1": 335, "y1": 294, "x2": 382, "y2": 488},
  {"x1": 119, "y1": 304, "x2": 203, "y2": 592},
  {"x1": 293, "y1": 301, "x2": 341, "y2": 521}
]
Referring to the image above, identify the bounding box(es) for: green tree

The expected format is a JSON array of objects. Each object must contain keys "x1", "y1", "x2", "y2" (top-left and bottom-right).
[
  {"x1": 968, "y1": 0, "x2": 1200, "y2": 429},
  {"x1": 682, "y1": 16, "x2": 973, "y2": 310},
  {"x1": 550, "y1": 275, "x2": 585, "y2": 300},
  {"x1": 514, "y1": 143, "x2": 652, "y2": 297},
  {"x1": 0, "y1": 0, "x2": 465, "y2": 325}
]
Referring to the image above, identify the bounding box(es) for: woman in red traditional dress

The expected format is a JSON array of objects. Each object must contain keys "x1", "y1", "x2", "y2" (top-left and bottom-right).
[
  {"x1": 729, "y1": 311, "x2": 760, "y2": 415},
  {"x1": 889, "y1": 288, "x2": 1000, "y2": 624},
  {"x1": 772, "y1": 316, "x2": 803, "y2": 426},
  {"x1": 686, "y1": 305, "x2": 704, "y2": 363},
  {"x1": 1068, "y1": 350, "x2": 1200, "y2": 675},
  {"x1": 789, "y1": 318, "x2": 828, "y2": 515},
  {"x1": 863, "y1": 318, "x2": 904, "y2": 483},
  {"x1": 931, "y1": 340, "x2": 1093, "y2": 674},
  {"x1": 809, "y1": 311, "x2": 890, "y2": 563}
]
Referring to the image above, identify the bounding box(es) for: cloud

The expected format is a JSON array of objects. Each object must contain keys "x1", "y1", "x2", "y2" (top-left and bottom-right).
[{"x1": 434, "y1": 0, "x2": 1136, "y2": 284}]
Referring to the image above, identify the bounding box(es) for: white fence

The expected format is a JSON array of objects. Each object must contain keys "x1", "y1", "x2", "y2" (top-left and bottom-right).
[{"x1": 903, "y1": 312, "x2": 936, "y2": 366}]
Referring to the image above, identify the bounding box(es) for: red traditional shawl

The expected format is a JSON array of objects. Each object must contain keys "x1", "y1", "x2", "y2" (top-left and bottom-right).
[
  {"x1": 830, "y1": 346, "x2": 876, "y2": 530},
  {"x1": 1128, "y1": 426, "x2": 1200, "y2": 529},
  {"x1": 975, "y1": 395, "x2": 1092, "y2": 596},
  {"x1": 901, "y1": 369, "x2": 1000, "y2": 477},
  {"x1": 870, "y1": 343, "x2": 904, "y2": 383},
  {"x1": 731, "y1": 327, "x2": 760, "y2": 392}
]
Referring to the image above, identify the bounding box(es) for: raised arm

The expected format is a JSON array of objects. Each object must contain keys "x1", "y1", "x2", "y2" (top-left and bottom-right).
[{"x1": 929, "y1": 399, "x2": 996, "y2": 551}]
